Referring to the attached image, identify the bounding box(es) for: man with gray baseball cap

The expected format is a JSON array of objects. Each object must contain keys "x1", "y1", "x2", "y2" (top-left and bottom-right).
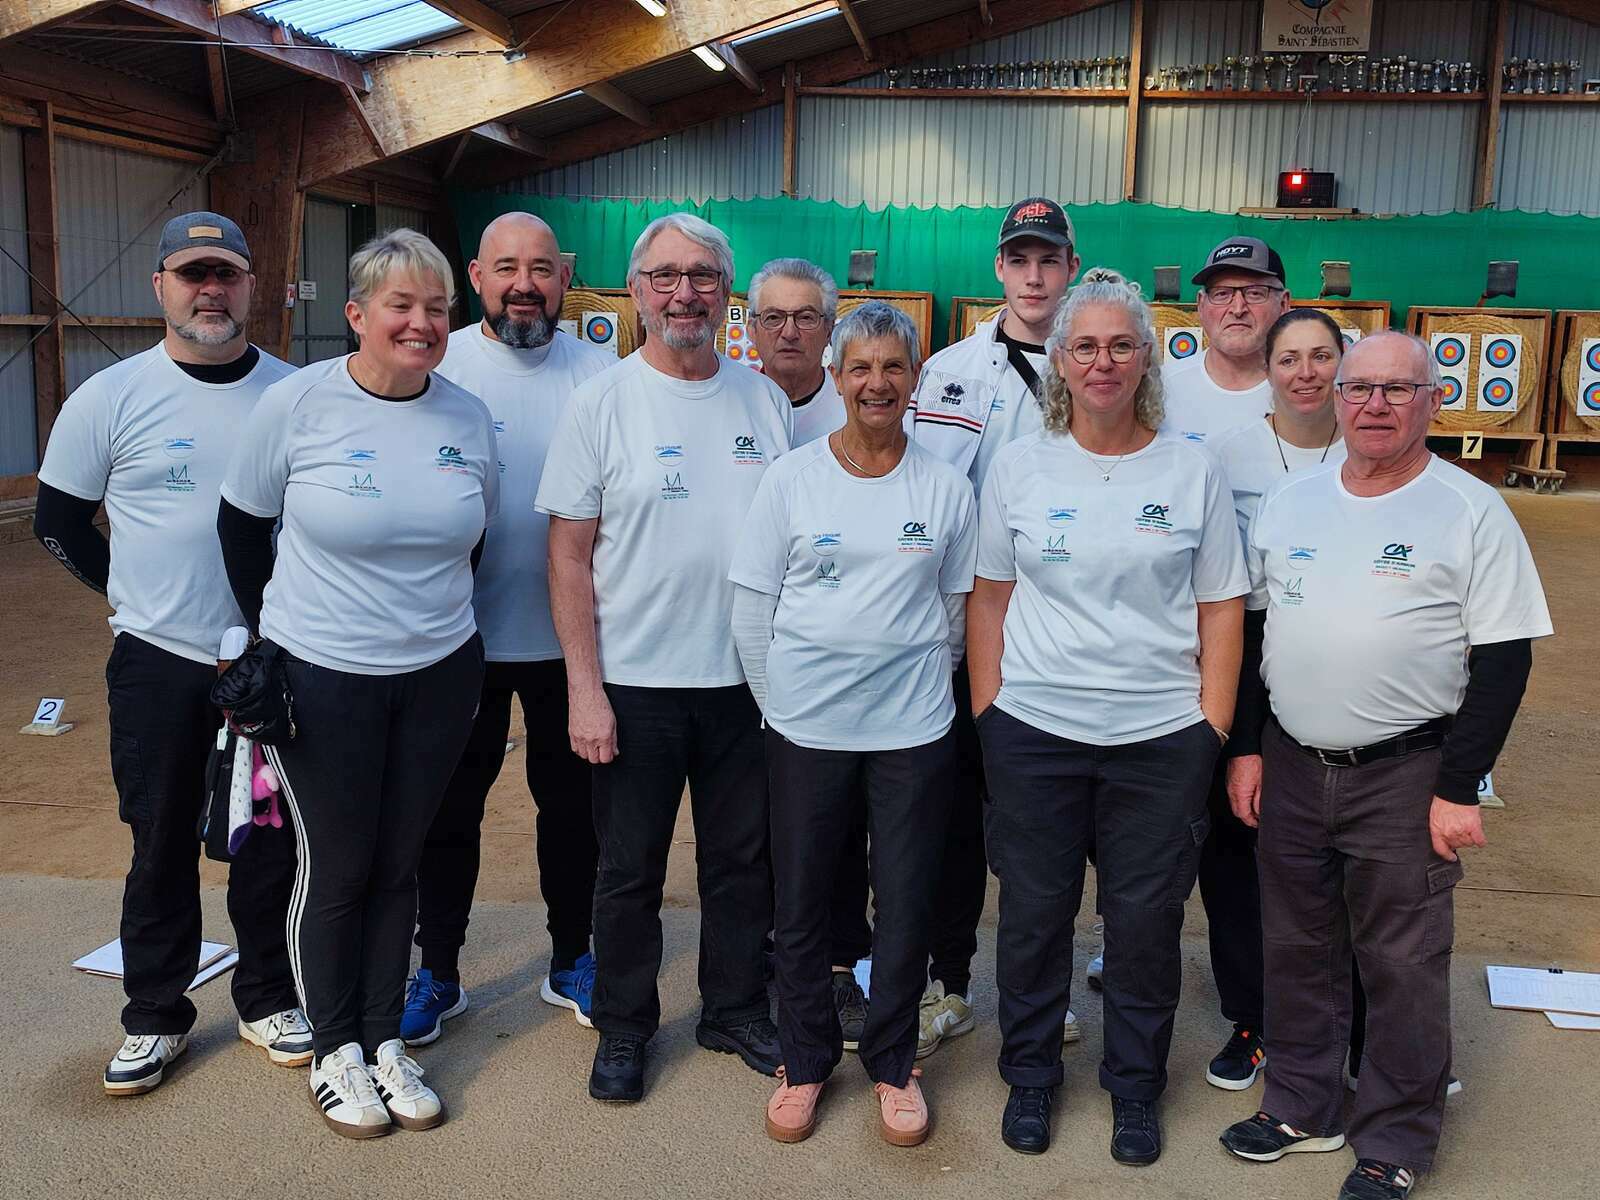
[{"x1": 34, "y1": 210, "x2": 309, "y2": 1095}]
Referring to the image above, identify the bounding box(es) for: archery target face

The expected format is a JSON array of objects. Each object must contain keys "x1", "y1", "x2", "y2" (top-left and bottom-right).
[
  {"x1": 1438, "y1": 376, "x2": 1464, "y2": 408},
  {"x1": 1582, "y1": 381, "x2": 1600, "y2": 415},
  {"x1": 1483, "y1": 336, "x2": 1518, "y2": 369},
  {"x1": 1478, "y1": 374, "x2": 1516, "y2": 411},
  {"x1": 1430, "y1": 332, "x2": 1469, "y2": 411},
  {"x1": 1339, "y1": 328, "x2": 1362, "y2": 348},
  {"x1": 724, "y1": 318, "x2": 760, "y2": 367},
  {"x1": 1165, "y1": 327, "x2": 1202, "y2": 361},
  {"x1": 581, "y1": 311, "x2": 618, "y2": 355},
  {"x1": 1475, "y1": 332, "x2": 1521, "y2": 412},
  {"x1": 1580, "y1": 338, "x2": 1600, "y2": 417},
  {"x1": 1432, "y1": 335, "x2": 1467, "y2": 368}
]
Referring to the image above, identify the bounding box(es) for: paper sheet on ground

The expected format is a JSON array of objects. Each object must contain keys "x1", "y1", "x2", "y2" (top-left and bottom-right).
[
  {"x1": 1486, "y1": 964, "x2": 1600, "y2": 1016},
  {"x1": 1546, "y1": 1010, "x2": 1600, "y2": 1030},
  {"x1": 72, "y1": 938, "x2": 236, "y2": 991}
]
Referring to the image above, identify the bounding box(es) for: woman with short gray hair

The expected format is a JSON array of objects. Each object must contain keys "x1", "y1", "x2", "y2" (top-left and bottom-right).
[
  {"x1": 730, "y1": 301, "x2": 976, "y2": 1148},
  {"x1": 219, "y1": 228, "x2": 497, "y2": 1139},
  {"x1": 967, "y1": 269, "x2": 1246, "y2": 1164}
]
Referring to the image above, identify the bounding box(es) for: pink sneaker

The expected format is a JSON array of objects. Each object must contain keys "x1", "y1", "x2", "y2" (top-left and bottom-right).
[
  {"x1": 766, "y1": 1069, "x2": 824, "y2": 1143},
  {"x1": 875, "y1": 1067, "x2": 930, "y2": 1147}
]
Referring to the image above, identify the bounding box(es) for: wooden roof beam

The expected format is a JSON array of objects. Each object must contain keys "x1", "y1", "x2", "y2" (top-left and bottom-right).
[
  {"x1": 836, "y1": 0, "x2": 871, "y2": 60},
  {"x1": 425, "y1": 0, "x2": 513, "y2": 47},
  {"x1": 472, "y1": 120, "x2": 546, "y2": 157},
  {"x1": 711, "y1": 40, "x2": 763, "y2": 93},
  {"x1": 0, "y1": 0, "x2": 109, "y2": 42},
  {"x1": 584, "y1": 80, "x2": 652, "y2": 126},
  {"x1": 116, "y1": 0, "x2": 369, "y2": 91},
  {"x1": 978, "y1": 0, "x2": 993, "y2": 25}
]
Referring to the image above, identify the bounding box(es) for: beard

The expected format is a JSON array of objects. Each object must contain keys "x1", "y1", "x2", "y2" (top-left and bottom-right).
[
  {"x1": 171, "y1": 311, "x2": 243, "y2": 346},
  {"x1": 644, "y1": 303, "x2": 714, "y2": 351},
  {"x1": 489, "y1": 293, "x2": 556, "y2": 349}
]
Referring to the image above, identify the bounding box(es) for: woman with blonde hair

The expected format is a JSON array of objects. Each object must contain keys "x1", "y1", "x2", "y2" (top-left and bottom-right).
[
  {"x1": 219, "y1": 228, "x2": 497, "y2": 1138},
  {"x1": 967, "y1": 268, "x2": 1246, "y2": 1165}
]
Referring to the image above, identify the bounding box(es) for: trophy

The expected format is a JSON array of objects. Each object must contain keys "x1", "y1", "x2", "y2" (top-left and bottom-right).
[
  {"x1": 1552, "y1": 60, "x2": 1565, "y2": 94},
  {"x1": 886, "y1": 68, "x2": 900, "y2": 89},
  {"x1": 1537, "y1": 60, "x2": 1549, "y2": 94},
  {"x1": 1406, "y1": 56, "x2": 1419, "y2": 93},
  {"x1": 1174, "y1": 65, "x2": 1189, "y2": 91},
  {"x1": 1117, "y1": 56, "x2": 1131, "y2": 89},
  {"x1": 1242, "y1": 55, "x2": 1256, "y2": 90},
  {"x1": 1202, "y1": 62, "x2": 1215, "y2": 90},
  {"x1": 1522, "y1": 57, "x2": 1535, "y2": 94},
  {"x1": 1463, "y1": 60, "x2": 1475, "y2": 93},
  {"x1": 1282, "y1": 53, "x2": 1300, "y2": 90},
  {"x1": 1571, "y1": 59, "x2": 1582, "y2": 93},
  {"x1": 1261, "y1": 55, "x2": 1276, "y2": 91},
  {"x1": 1432, "y1": 58, "x2": 1444, "y2": 92},
  {"x1": 1219, "y1": 55, "x2": 1233, "y2": 90}
]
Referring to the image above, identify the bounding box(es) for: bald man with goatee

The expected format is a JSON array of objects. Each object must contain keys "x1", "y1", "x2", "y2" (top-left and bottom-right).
[{"x1": 401, "y1": 212, "x2": 615, "y2": 1046}]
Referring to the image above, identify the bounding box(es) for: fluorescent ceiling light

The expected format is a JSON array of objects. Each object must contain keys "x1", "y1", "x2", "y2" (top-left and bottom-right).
[
  {"x1": 692, "y1": 44, "x2": 727, "y2": 71},
  {"x1": 633, "y1": 0, "x2": 667, "y2": 15}
]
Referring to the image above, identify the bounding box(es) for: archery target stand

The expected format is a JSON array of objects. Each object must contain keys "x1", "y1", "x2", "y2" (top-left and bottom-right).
[{"x1": 1540, "y1": 310, "x2": 1600, "y2": 487}]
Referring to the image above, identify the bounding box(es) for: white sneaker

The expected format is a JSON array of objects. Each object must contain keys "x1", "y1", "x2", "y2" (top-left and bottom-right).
[
  {"x1": 309, "y1": 1043, "x2": 390, "y2": 1139},
  {"x1": 238, "y1": 1008, "x2": 314, "y2": 1067},
  {"x1": 1346, "y1": 1057, "x2": 1463, "y2": 1099},
  {"x1": 1086, "y1": 948, "x2": 1105, "y2": 989},
  {"x1": 916, "y1": 981, "x2": 975, "y2": 1058},
  {"x1": 370, "y1": 1038, "x2": 446, "y2": 1130},
  {"x1": 104, "y1": 1033, "x2": 187, "y2": 1096},
  {"x1": 1063, "y1": 1009, "x2": 1082, "y2": 1044}
]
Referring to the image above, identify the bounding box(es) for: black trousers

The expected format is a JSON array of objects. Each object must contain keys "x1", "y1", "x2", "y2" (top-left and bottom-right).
[
  {"x1": 829, "y1": 798, "x2": 872, "y2": 968},
  {"x1": 267, "y1": 635, "x2": 484, "y2": 1057},
  {"x1": 1258, "y1": 720, "x2": 1458, "y2": 1173},
  {"x1": 591, "y1": 683, "x2": 770, "y2": 1041},
  {"x1": 416, "y1": 658, "x2": 595, "y2": 976},
  {"x1": 928, "y1": 661, "x2": 988, "y2": 995},
  {"x1": 1197, "y1": 759, "x2": 1265, "y2": 1030},
  {"x1": 980, "y1": 706, "x2": 1219, "y2": 1096},
  {"x1": 769, "y1": 728, "x2": 955, "y2": 1087},
  {"x1": 106, "y1": 633, "x2": 298, "y2": 1035}
]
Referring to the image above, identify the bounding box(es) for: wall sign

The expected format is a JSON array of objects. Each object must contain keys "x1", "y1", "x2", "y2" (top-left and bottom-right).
[{"x1": 1261, "y1": 0, "x2": 1373, "y2": 53}]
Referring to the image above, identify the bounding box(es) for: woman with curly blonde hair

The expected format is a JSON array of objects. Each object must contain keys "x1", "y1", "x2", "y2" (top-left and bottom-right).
[{"x1": 966, "y1": 268, "x2": 1247, "y2": 1165}]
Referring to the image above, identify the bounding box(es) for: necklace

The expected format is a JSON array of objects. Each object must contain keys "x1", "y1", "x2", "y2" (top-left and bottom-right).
[
  {"x1": 836, "y1": 432, "x2": 896, "y2": 478},
  {"x1": 1269, "y1": 412, "x2": 1337, "y2": 473},
  {"x1": 1070, "y1": 434, "x2": 1130, "y2": 482}
]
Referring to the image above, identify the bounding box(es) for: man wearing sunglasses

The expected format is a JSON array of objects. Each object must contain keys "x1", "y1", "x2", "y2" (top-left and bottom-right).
[
  {"x1": 540, "y1": 213, "x2": 793, "y2": 1103},
  {"x1": 747, "y1": 258, "x2": 843, "y2": 447},
  {"x1": 34, "y1": 212, "x2": 308, "y2": 1095},
  {"x1": 1220, "y1": 332, "x2": 1550, "y2": 1200},
  {"x1": 1162, "y1": 237, "x2": 1291, "y2": 444}
]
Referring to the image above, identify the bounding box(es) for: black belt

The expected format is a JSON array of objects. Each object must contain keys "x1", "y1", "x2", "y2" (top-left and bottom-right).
[{"x1": 1276, "y1": 716, "x2": 1452, "y2": 768}]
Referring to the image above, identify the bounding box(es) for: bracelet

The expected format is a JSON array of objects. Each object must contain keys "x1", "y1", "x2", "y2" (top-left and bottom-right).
[{"x1": 1211, "y1": 724, "x2": 1230, "y2": 745}]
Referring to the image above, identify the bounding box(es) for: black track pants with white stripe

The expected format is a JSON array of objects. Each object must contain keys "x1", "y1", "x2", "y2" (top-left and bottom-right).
[{"x1": 267, "y1": 635, "x2": 484, "y2": 1058}]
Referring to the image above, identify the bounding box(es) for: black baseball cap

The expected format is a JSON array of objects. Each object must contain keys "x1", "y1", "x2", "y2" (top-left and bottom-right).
[
  {"x1": 1191, "y1": 236, "x2": 1285, "y2": 287},
  {"x1": 998, "y1": 197, "x2": 1075, "y2": 250},
  {"x1": 156, "y1": 211, "x2": 251, "y2": 272}
]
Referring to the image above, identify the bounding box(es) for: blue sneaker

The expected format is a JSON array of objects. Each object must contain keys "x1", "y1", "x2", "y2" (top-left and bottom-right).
[
  {"x1": 540, "y1": 952, "x2": 596, "y2": 1028},
  {"x1": 400, "y1": 969, "x2": 467, "y2": 1047}
]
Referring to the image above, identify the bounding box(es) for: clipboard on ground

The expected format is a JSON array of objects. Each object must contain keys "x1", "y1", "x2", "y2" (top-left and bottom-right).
[{"x1": 1486, "y1": 965, "x2": 1600, "y2": 1016}]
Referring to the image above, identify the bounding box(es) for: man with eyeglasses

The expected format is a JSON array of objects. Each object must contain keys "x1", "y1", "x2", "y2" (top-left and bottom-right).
[
  {"x1": 747, "y1": 258, "x2": 844, "y2": 446},
  {"x1": 1219, "y1": 332, "x2": 1550, "y2": 1200},
  {"x1": 907, "y1": 196, "x2": 1082, "y2": 1060},
  {"x1": 34, "y1": 212, "x2": 309, "y2": 1094},
  {"x1": 539, "y1": 212, "x2": 793, "y2": 1104},
  {"x1": 1162, "y1": 237, "x2": 1291, "y2": 444}
]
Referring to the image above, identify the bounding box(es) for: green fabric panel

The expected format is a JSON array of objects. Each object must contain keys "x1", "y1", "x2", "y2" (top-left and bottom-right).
[{"x1": 449, "y1": 191, "x2": 1600, "y2": 349}]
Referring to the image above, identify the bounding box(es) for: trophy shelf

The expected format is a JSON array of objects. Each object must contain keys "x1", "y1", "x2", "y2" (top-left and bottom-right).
[
  {"x1": 1499, "y1": 92, "x2": 1600, "y2": 103},
  {"x1": 797, "y1": 87, "x2": 1130, "y2": 100},
  {"x1": 1141, "y1": 89, "x2": 1483, "y2": 102}
]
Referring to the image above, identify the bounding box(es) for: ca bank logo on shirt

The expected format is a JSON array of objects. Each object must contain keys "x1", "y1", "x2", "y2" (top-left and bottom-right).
[
  {"x1": 811, "y1": 532, "x2": 842, "y2": 557},
  {"x1": 816, "y1": 560, "x2": 842, "y2": 590},
  {"x1": 348, "y1": 472, "x2": 383, "y2": 499},
  {"x1": 343, "y1": 448, "x2": 378, "y2": 463},
  {"x1": 1042, "y1": 534, "x2": 1072, "y2": 564},
  {"x1": 164, "y1": 464, "x2": 196, "y2": 494},
  {"x1": 897, "y1": 520, "x2": 935, "y2": 553},
  {"x1": 435, "y1": 445, "x2": 469, "y2": 473},
  {"x1": 660, "y1": 472, "x2": 690, "y2": 501},
  {"x1": 732, "y1": 434, "x2": 765, "y2": 465},
  {"x1": 654, "y1": 444, "x2": 686, "y2": 465},
  {"x1": 1287, "y1": 545, "x2": 1317, "y2": 564},
  {"x1": 162, "y1": 436, "x2": 197, "y2": 459},
  {"x1": 1371, "y1": 541, "x2": 1416, "y2": 579},
  {"x1": 1046, "y1": 506, "x2": 1079, "y2": 527},
  {"x1": 1134, "y1": 502, "x2": 1174, "y2": 535}
]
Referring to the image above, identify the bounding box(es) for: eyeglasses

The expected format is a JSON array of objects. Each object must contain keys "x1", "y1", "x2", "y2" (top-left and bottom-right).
[
  {"x1": 167, "y1": 263, "x2": 246, "y2": 285},
  {"x1": 639, "y1": 268, "x2": 724, "y2": 294},
  {"x1": 1065, "y1": 338, "x2": 1147, "y2": 365},
  {"x1": 1200, "y1": 284, "x2": 1284, "y2": 306},
  {"x1": 753, "y1": 307, "x2": 825, "y2": 332},
  {"x1": 1336, "y1": 381, "x2": 1435, "y2": 405}
]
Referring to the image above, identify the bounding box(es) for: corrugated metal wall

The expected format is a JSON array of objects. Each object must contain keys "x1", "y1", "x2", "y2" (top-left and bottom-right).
[
  {"x1": 1495, "y1": 3, "x2": 1600, "y2": 216},
  {"x1": 376, "y1": 202, "x2": 429, "y2": 234},
  {"x1": 0, "y1": 123, "x2": 35, "y2": 475},
  {"x1": 292, "y1": 198, "x2": 355, "y2": 366},
  {"x1": 0, "y1": 124, "x2": 27, "y2": 312},
  {"x1": 62, "y1": 326, "x2": 162, "y2": 396}
]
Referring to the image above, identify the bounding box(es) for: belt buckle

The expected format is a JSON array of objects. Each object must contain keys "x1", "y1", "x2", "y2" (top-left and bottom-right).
[{"x1": 1314, "y1": 746, "x2": 1359, "y2": 768}]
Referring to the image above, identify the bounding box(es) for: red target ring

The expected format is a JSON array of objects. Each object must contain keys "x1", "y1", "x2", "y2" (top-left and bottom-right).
[{"x1": 1167, "y1": 331, "x2": 1198, "y2": 359}]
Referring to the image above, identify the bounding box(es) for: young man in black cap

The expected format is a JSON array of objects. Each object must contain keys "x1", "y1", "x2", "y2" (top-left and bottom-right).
[
  {"x1": 1162, "y1": 236, "x2": 1291, "y2": 444},
  {"x1": 34, "y1": 212, "x2": 308, "y2": 1095},
  {"x1": 907, "y1": 197, "x2": 1081, "y2": 1056}
]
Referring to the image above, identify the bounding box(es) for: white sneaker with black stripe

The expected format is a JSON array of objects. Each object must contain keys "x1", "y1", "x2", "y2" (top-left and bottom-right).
[
  {"x1": 238, "y1": 1008, "x2": 314, "y2": 1067},
  {"x1": 104, "y1": 1033, "x2": 187, "y2": 1096},
  {"x1": 370, "y1": 1038, "x2": 445, "y2": 1130},
  {"x1": 309, "y1": 1043, "x2": 390, "y2": 1139}
]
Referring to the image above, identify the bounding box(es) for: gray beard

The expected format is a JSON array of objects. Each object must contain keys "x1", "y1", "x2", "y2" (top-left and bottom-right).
[
  {"x1": 647, "y1": 310, "x2": 713, "y2": 350},
  {"x1": 172, "y1": 313, "x2": 242, "y2": 345},
  {"x1": 491, "y1": 307, "x2": 555, "y2": 349}
]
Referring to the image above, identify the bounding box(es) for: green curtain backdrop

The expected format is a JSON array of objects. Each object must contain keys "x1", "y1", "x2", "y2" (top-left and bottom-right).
[{"x1": 449, "y1": 192, "x2": 1600, "y2": 349}]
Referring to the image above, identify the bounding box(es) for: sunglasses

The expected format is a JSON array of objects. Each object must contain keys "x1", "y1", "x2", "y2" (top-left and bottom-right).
[{"x1": 166, "y1": 263, "x2": 246, "y2": 285}]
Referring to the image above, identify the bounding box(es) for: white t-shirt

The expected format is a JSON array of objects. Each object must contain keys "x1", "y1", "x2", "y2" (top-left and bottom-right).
[
  {"x1": 221, "y1": 356, "x2": 499, "y2": 676},
  {"x1": 535, "y1": 351, "x2": 793, "y2": 688},
  {"x1": 38, "y1": 343, "x2": 295, "y2": 664},
  {"x1": 1211, "y1": 417, "x2": 1348, "y2": 548},
  {"x1": 1160, "y1": 353, "x2": 1274, "y2": 444},
  {"x1": 728, "y1": 438, "x2": 977, "y2": 751},
  {"x1": 1248, "y1": 456, "x2": 1553, "y2": 750},
  {"x1": 977, "y1": 430, "x2": 1248, "y2": 746},
  {"x1": 437, "y1": 326, "x2": 612, "y2": 662},
  {"x1": 789, "y1": 372, "x2": 846, "y2": 447}
]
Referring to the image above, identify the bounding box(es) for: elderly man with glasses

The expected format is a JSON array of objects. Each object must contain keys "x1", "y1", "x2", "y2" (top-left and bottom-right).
[
  {"x1": 748, "y1": 258, "x2": 845, "y2": 446},
  {"x1": 539, "y1": 213, "x2": 794, "y2": 1104},
  {"x1": 1218, "y1": 331, "x2": 1551, "y2": 1200}
]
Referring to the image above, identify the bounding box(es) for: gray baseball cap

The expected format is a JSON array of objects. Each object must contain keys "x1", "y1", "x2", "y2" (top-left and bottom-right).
[
  {"x1": 156, "y1": 211, "x2": 251, "y2": 272},
  {"x1": 1191, "y1": 236, "x2": 1285, "y2": 286}
]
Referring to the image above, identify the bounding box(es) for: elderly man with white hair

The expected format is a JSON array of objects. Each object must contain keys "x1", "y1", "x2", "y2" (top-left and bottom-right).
[
  {"x1": 1218, "y1": 331, "x2": 1552, "y2": 1200},
  {"x1": 538, "y1": 213, "x2": 793, "y2": 1104},
  {"x1": 747, "y1": 256, "x2": 844, "y2": 445}
]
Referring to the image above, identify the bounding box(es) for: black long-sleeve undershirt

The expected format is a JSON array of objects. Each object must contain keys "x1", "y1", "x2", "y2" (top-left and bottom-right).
[
  {"x1": 1226, "y1": 607, "x2": 1269, "y2": 758},
  {"x1": 33, "y1": 483, "x2": 110, "y2": 594},
  {"x1": 217, "y1": 498, "x2": 277, "y2": 635},
  {"x1": 1434, "y1": 638, "x2": 1533, "y2": 806}
]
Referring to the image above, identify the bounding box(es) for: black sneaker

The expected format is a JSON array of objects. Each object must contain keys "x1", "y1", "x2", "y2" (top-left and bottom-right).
[
  {"x1": 696, "y1": 1015, "x2": 782, "y2": 1076},
  {"x1": 1339, "y1": 1159, "x2": 1415, "y2": 1200},
  {"x1": 1000, "y1": 1085, "x2": 1054, "y2": 1155},
  {"x1": 588, "y1": 1034, "x2": 647, "y2": 1103},
  {"x1": 831, "y1": 971, "x2": 868, "y2": 1052},
  {"x1": 1110, "y1": 1096, "x2": 1161, "y2": 1165},
  {"x1": 1206, "y1": 1024, "x2": 1266, "y2": 1090},
  {"x1": 1219, "y1": 1111, "x2": 1347, "y2": 1162}
]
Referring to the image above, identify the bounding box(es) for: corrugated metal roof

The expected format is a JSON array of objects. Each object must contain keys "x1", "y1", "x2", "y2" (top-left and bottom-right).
[{"x1": 257, "y1": 0, "x2": 461, "y2": 54}]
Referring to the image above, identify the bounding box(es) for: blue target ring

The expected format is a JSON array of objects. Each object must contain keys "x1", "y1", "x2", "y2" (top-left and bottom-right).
[
  {"x1": 1484, "y1": 337, "x2": 1517, "y2": 368},
  {"x1": 1481, "y1": 376, "x2": 1514, "y2": 407},
  {"x1": 1167, "y1": 331, "x2": 1199, "y2": 359},
  {"x1": 1583, "y1": 381, "x2": 1600, "y2": 413},
  {"x1": 1586, "y1": 342, "x2": 1600, "y2": 373},
  {"x1": 585, "y1": 314, "x2": 615, "y2": 343},
  {"x1": 1439, "y1": 377, "x2": 1462, "y2": 407},
  {"x1": 1434, "y1": 336, "x2": 1466, "y2": 367}
]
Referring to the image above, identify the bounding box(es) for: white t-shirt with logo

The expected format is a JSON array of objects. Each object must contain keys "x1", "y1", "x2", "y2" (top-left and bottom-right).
[
  {"x1": 535, "y1": 351, "x2": 793, "y2": 688},
  {"x1": 789, "y1": 371, "x2": 846, "y2": 447},
  {"x1": 38, "y1": 343, "x2": 295, "y2": 664},
  {"x1": 1248, "y1": 456, "x2": 1553, "y2": 750},
  {"x1": 728, "y1": 438, "x2": 977, "y2": 751},
  {"x1": 1160, "y1": 353, "x2": 1274, "y2": 444},
  {"x1": 1211, "y1": 417, "x2": 1348, "y2": 549},
  {"x1": 437, "y1": 326, "x2": 612, "y2": 662},
  {"x1": 977, "y1": 430, "x2": 1247, "y2": 746},
  {"x1": 222, "y1": 356, "x2": 499, "y2": 675}
]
